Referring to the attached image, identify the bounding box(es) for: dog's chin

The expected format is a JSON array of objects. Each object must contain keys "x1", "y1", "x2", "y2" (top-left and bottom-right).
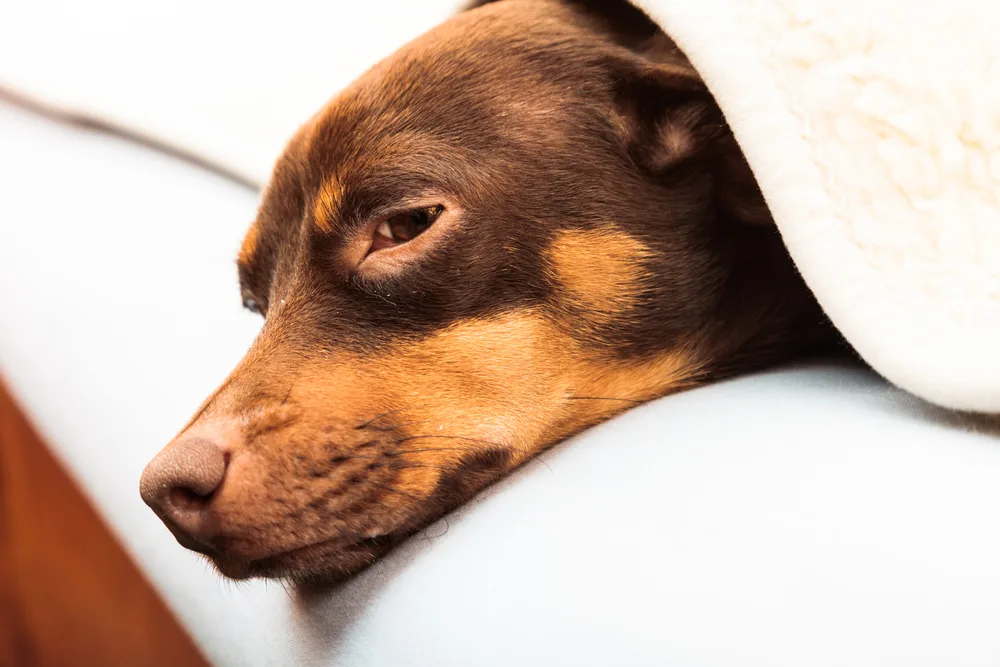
[{"x1": 205, "y1": 533, "x2": 404, "y2": 585}]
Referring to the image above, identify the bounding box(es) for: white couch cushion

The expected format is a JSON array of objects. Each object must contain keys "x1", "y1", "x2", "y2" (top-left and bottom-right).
[{"x1": 2, "y1": 101, "x2": 1000, "y2": 666}]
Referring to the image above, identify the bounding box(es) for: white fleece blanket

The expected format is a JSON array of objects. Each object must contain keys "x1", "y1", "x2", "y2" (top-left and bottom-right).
[
  {"x1": 634, "y1": 0, "x2": 1000, "y2": 414},
  {"x1": 2, "y1": 0, "x2": 998, "y2": 412}
]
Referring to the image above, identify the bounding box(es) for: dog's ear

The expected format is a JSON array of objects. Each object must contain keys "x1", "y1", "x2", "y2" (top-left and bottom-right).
[
  {"x1": 613, "y1": 57, "x2": 772, "y2": 226},
  {"x1": 575, "y1": 3, "x2": 713, "y2": 167},
  {"x1": 461, "y1": 0, "x2": 771, "y2": 225},
  {"x1": 608, "y1": 45, "x2": 714, "y2": 172},
  {"x1": 581, "y1": 1, "x2": 773, "y2": 226}
]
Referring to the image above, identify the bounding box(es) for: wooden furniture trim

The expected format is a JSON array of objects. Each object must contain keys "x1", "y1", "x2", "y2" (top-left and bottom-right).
[{"x1": 0, "y1": 379, "x2": 211, "y2": 667}]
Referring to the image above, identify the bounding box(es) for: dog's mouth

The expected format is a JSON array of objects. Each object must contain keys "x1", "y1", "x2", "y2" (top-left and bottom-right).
[
  {"x1": 154, "y1": 506, "x2": 372, "y2": 577},
  {"x1": 146, "y1": 404, "x2": 523, "y2": 583},
  {"x1": 203, "y1": 530, "x2": 410, "y2": 583}
]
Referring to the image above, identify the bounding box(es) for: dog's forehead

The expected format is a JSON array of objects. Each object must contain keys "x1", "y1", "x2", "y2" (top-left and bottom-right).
[
  {"x1": 297, "y1": 1, "x2": 611, "y2": 173},
  {"x1": 239, "y1": 1, "x2": 622, "y2": 296}
]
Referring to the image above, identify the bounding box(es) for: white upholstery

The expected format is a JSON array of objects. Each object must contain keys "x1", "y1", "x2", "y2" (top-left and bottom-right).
[{"x1": 2, "y1": 101, "x2": 1000, "y2": 666}]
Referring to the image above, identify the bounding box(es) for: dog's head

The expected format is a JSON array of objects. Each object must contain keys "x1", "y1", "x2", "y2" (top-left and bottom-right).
[{"x1": 140, "y1": 0, "x2": 832, "y2": 583}]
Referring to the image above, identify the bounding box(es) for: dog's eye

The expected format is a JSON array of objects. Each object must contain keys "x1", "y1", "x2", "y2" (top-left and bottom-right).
[
  {"x1": 369, "y1": 205, "x2": 443, "y2": 253},
  {"x1": 242, "y1": 296, "x2": 264, "y2": 315}
]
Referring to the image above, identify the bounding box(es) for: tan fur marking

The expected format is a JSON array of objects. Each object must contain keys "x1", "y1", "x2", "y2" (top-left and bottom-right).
[
  {"x1": 237, "y1": 223, "x2": 261, "y2": 264},
  {"x1": 312, "y1": 178, "x2": 343, "y2": 232},
  {"x1": 374, "y1": 311, "x2": 701, "y2": 466},
  {"x1": 548, "y1": 227, "x2": 654, "y2": 326}
]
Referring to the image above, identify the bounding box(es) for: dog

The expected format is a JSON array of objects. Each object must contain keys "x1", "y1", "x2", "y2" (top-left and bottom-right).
[{"x1": 140, "y1": 0, "x2": 838, "y2": 584}]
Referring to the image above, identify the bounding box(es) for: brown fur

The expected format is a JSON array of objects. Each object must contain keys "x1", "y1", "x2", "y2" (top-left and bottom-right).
[{"x1": 143, "y1": 0, "x2": 838, "y2": 583}]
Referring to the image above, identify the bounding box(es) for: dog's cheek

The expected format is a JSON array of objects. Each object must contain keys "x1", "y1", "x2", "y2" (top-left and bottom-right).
[
  {"x1": 379, "y1": 312, "x2": 570, "y2": 445},
  {"x1": 546, "y1": 226, "x2": 655, "y2": 328}
]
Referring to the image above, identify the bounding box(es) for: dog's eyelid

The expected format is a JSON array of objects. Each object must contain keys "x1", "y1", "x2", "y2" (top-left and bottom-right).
[
  {"x1": 375, "y1": 202, "x2": 445, "y2": 226},
  {"x1": 349, "y1": 202, "x2": 458, "y2": 277},
  {"x1": 366, "y1": 204, "x2": 446, "y2": 254}
]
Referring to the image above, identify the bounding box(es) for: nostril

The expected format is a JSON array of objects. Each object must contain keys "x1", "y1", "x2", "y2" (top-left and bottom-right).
[
  {"x1": 140, "y1": 437, "x2": 227, "y2": 539},
  {"x1": 169, "y1": 486, "x2": 212, "y2": 512}
]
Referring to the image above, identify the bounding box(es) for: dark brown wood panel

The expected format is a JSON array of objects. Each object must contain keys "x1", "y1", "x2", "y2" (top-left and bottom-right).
[{"x1": 0, "y1": 379, "x2": 211, "y2": 667}]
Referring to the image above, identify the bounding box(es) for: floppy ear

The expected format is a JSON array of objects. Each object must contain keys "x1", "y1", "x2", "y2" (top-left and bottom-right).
[
  {"x1": 617, "y1": 65, "x2": 772, "y2": 225},
  {"x1": 462, "y1": 0, "x2": 772, "y2": 225},
  {"x1": 593, "y1": 3, "x2": 773, "y2": 226}
]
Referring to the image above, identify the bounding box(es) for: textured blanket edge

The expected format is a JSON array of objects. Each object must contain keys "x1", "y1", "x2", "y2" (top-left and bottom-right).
[{"x1": 634, "y1": 0, "x2": 1000, "y2": 413}]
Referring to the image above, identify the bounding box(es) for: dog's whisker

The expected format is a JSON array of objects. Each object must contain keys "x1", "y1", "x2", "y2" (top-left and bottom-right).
[
  {"x1": 364, "y1": 419, "x2": 432, "y2": 433},
  {"x1": 354, "y1": 408, "x2": 406, "y2": 430},
  {"x1": 279, "y1": 382, "x2": 295, "y2": 407},
  {"x1": 415, "y1": 517, "x2": 450, "y2": 542},
  {"x1": 324, "y1": 438, "x2": 380, "y2": 450},
  {"x1": 327, "y1": 453, "x2": 384, "y2": 462},
  {"x1": 247, "y1": 415, "x2": 300, "y2": 441},
  {"x1": 390, "y1": 434, "x2": 507, "y2": 448},
  {"x1": 387, "y1": 462, "x2": 463, "y2": 473},
  {"x1": 532, "y1": 456, "x2": 555, "y2": 475}
]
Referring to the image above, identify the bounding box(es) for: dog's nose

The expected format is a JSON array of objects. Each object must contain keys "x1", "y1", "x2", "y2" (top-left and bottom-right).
[{"x1": 139, "y1": 437, "x2": 227, "y2": 551}]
